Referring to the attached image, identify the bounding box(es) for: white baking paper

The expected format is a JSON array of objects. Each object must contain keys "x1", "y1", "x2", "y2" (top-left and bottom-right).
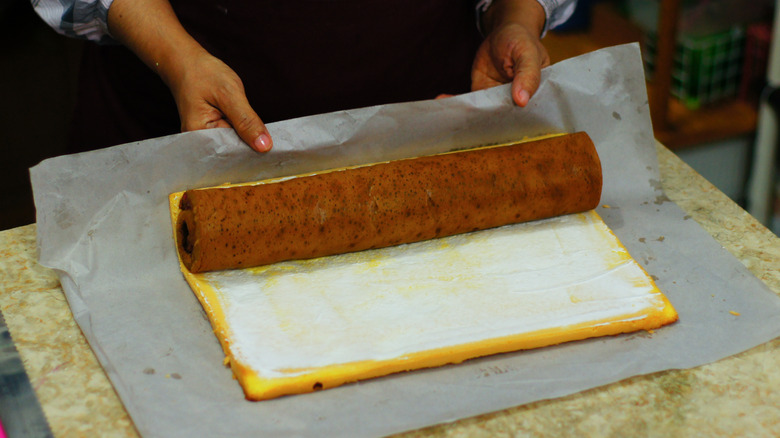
[{"x1": 30, "y1": 44, "x2": 780, "y2": 437}]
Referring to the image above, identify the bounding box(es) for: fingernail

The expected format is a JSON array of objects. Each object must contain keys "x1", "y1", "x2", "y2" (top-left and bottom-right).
[
  {"x1": 253, "y1": 133, "x2": 272, "y2": 152},
  {"x1": 517, "y1": 89, "x2": 530, "y2": 107}
]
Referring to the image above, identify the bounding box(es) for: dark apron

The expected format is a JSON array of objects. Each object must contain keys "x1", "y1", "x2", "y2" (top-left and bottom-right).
[{"x1": 70, "y1": 1, "x2": 481, "y2": 151}]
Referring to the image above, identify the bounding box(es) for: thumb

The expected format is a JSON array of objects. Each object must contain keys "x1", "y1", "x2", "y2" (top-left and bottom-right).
[
  {"x1": 511, "y1": 48, "x2": 545, "y2": 107},
  {"x1": 219, "y1": 92, "x2": 273, "y2": 153}
]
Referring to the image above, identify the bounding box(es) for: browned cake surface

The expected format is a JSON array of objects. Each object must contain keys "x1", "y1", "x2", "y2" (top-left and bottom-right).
[{"x1": 177, "y1": 132, "x2": 601, "y2": 272}]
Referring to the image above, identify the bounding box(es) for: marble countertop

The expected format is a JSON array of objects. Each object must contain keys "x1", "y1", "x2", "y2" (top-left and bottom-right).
[{"x1": 1, "y1": 143, "x2": 778, "y2": 437}]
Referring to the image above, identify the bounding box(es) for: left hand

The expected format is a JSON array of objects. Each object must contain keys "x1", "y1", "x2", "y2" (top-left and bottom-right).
[{"x1": 471, "y1": 0, "x2": 550, "y2": 107}]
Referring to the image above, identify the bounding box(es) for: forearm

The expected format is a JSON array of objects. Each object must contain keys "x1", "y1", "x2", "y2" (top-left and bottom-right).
[{"x1": 106, "y1": 0, "x2": 205, "y2": 93}]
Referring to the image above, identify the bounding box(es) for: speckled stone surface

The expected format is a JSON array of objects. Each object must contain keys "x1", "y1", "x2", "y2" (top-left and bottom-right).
[
  {"x1": 1, "y1": 143, "x2": 778, "y2": 437},
  {"x1": 0, "y1": 226, "x2": 136, "y2": 436}
]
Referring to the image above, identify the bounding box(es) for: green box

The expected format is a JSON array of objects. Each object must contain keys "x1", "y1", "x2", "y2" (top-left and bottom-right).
[{"x1": 643, "y1": 26, "x2": 745, "y2": 109}]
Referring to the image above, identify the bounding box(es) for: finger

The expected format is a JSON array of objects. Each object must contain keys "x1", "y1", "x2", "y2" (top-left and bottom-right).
[
  {"x1": 178, "y1": 98, "x2": 234, "y2": 132},
  {"x1": 470, "y1": 72, "x2": 502, "y2": 92},
  {"x1": 203, "y1": 118, "x2": 232, "y2": 130},
  {"x1": 510, "y1": 47, "x2": 545, "y2": 107},
  {"x1": 512, "y1": 85, "x2": 531, "y2": 107},
  {"x1": 217, "y1": 89, "x2": 273, "y2": 153},
  {"x1": 471, "y1": 58, "x2": 505, "y2": 91},
  {"x1": 436, "y1": 93, "x2": 454, "y2": 99}
]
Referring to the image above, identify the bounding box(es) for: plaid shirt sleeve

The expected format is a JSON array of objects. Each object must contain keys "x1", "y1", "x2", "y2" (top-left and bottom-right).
[
  {"x1": 31, "y1": 0, "x2": 576, "y2": 44},
  {"x1": 475, "y1": 0, "x2": 578, "y2": 36},
  {"x1": 31, "y1": 0, "x2": 115, "y2": 43}
]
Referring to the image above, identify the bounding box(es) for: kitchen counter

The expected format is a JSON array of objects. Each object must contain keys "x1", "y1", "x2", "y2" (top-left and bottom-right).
[{"x1": 1, "y1": 143, "x2": 778, "y2": 437}]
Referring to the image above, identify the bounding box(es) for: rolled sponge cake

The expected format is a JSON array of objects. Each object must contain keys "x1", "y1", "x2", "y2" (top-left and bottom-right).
[{"x1": 175, "y1": 132, "x2": 602, "y2": 273}]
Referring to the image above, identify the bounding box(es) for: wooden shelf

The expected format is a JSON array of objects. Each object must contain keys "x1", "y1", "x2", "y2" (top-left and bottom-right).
[
  {"x1": 541, "y1": 1, "x2": 758, "y2": 150},
  {"x1": 649, "y1": 86, "x2": 758, "y2": 149}
]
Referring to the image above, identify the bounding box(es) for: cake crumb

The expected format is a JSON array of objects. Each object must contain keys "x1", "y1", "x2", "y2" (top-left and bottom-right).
[
  {"x1": 729, "y1": 310, "x2": 741, "y2": 316},
  {"x1": 224, "y1": 356, "x2": 231, "y2": 367},
  {"x1": 602, "y1": 204, "x2": 611, "y2": 209}
]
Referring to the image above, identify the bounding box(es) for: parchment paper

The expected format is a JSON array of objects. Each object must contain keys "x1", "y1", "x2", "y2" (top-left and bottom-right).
[{"x1": 30, "y1": 44, "x2": 780, "y2": 437}]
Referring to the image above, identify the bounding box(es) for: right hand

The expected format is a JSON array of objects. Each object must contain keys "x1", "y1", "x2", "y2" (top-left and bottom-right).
[
  {"x1": 107, "y1": 0, "x2": 272, "y2": 153},
  {"x1": 169, "y1": 51, "x2": 272, "y2": 152},
  {"x1": 471, "y1": 0, "x2": 549, "y2": 107}
]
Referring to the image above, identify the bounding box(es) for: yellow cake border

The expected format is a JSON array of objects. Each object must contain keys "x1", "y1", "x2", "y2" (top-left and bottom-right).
[
  {"x1": 169, "y1": 205, "x2": 677, "y2": 401},
  {"x1": 168, "y1": 135, "x2": 677, "y2": 400}
]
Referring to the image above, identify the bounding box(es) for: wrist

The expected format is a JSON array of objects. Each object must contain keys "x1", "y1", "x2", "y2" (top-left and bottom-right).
[{"x1": 482, "y1": 0, "x2": 546, "y2": 37}]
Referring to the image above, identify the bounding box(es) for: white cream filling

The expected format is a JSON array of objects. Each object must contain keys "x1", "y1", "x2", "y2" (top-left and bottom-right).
[{"x1": 202, "y1": 211, "x2": 667, "y2": 378}]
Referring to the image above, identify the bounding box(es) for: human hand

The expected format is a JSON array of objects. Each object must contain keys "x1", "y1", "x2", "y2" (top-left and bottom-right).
[
  {"x1": 168, "y1": 51, "x2": 272, "y2": 152},
  {"x1": 472, "y1": 0, "x2": 549, "y2": 107},
  {"x1": 107, "y1": 0, "x2": 272, "y2": 152}
]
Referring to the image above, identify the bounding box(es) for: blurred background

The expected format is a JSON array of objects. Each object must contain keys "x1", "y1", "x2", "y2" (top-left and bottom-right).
[
  {"x1": 543, "y1": 0, "x2": 778, "y2": 234},
  {"x1": 2, "y1": 0, "x2": 778, "y2": 234}
]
